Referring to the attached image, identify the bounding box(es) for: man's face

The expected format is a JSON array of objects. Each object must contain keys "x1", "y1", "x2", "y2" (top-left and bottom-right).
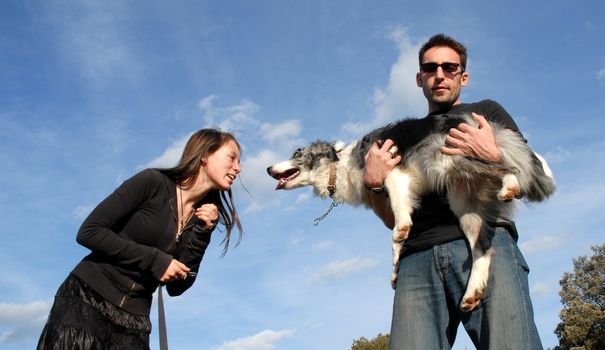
[{"x1": 416, "y1": 46, "x2": 469, "y2": 112}]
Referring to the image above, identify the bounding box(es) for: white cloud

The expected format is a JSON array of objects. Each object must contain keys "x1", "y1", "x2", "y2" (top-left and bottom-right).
[
  {"x1": 544, "y1": 145, "x2": 571, "y2": 164},
  {"x1": 73, "y1": 204, "x2": 95, "y2": 220},
  {"x1": 294, "y1": 192, "x2": 311, "y2": 205},
  {"x1": 0, "y1": 300, "x2": 51, "y2": 344},
  {"x1": 144, "y1": 134, "x2": 190, "y2": 169},
  {"x1": 237, "y1": 149, "x2": 283, "y2": 213},
  {"x1": 597, "y1": 68, "x2": 605, "y2": 80},
  {"x1": 48, "y1": 2, "x2": 143, "y2": 87},
  {"x1": 531, "y1": 282, "x2": 551, "y2": 296},
  {"x1": 309, "y1": 257, "x2": 377, "y2": 284},
  {"x1": 215, "y1": 329, "x2": 294, "y2": 350},
  {"x1": 199, "y1": 95, "x2": 261, "y2": 133},
  {"x1": 520, "y1": 234, "x2": 566, "y2": 255},
  {"x1": 343, "y1": 27, "x2": 425, "y2": 136},
  {"x1": 312, "y1": 240, "x2": 335, "y2": 251},
  {"x1": 260, "y1": 120, "x2": 302, "y2": 145}
]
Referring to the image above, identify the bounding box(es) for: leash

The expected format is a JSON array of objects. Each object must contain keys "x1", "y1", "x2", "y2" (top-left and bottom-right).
[
  {"x1": 313, "y1": 163, "x2": 339, "y2": 226},
  {"x1": 313, "y1": 199, "x2": 339, "y2": 226},
  {"x1": 158, "y1": 286, "x2": 169, "y2": 350}
]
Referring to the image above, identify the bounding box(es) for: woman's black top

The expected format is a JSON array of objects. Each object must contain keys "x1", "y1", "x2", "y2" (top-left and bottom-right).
[{"x1": 71, "y1": 169, "x2": 214, "y2": 315}]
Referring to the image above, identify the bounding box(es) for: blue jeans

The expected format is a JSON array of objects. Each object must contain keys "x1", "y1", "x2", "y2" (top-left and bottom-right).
[{"x1": 389, "y1": 227, "x2": 543, "y2": 350}]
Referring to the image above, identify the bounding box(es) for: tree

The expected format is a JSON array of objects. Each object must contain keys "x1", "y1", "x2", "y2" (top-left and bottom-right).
[
  {"x1": 349, "y1": 333, "x2": 389, "y2": 350},
  {"x1": 554, "y1": 243, "x2": 605, "y2": 350}
]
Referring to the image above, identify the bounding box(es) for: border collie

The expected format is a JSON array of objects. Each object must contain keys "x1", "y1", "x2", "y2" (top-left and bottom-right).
[{"x1": 267, "y1": 113, "x2": 555, "y2": 311}]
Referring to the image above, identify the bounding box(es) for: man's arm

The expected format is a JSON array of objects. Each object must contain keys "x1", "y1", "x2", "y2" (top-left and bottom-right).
[{"x1": 363, "y1": 139, "x2": 401, "y2": 229}]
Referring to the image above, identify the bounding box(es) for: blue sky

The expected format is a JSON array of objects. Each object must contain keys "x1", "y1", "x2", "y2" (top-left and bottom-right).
[{"x1": 1, "y1": 1, "x2": 604, "y2": 349}]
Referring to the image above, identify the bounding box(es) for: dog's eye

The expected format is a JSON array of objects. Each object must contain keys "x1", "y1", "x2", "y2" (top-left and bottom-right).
[{"x1": 292, "y1": 147, "x2": 305, "y2": 158}]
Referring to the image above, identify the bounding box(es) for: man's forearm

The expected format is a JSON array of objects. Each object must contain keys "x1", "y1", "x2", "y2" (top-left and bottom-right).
[{"x1": 367, "y1": 189, "x2": 394, "y2": 229}]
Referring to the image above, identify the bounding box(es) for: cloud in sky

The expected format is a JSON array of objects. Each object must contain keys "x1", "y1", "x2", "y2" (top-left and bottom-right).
[
  {"x1": 520, "y1": 234, "x2": 566, "y2": 255},
  {"x1": 597, "y1": 68, "x2": 605, "y2": 80},
  {"x1": 144, "y1": 134, "x2": 190, "y2": 169},
  {"x1": 343, "y1": 27, "x2": 425, "y2": 136},
  {"x1": 309, "y1": 257, "x2": 378, "y2": 284},
  {"x1": 47, "y1": 1, "x2": 144, "y2": 88},
  {"x1": 531, "y1": 282, "x2": 551, "y2": 296},
  {"x1": 0, "y1": 300, "x2": 50, "y2": 344},
  {"x1": 199, "y1": 95, "x2": 261, "y2": 134},
  {"x1": 215, "y1": 329, "x2": 294, "y2": 350}
]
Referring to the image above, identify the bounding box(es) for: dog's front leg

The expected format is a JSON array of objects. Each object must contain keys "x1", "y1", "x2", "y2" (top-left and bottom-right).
[{"x1": 384, "y1": 167, "x2": 417, "y2": 289}]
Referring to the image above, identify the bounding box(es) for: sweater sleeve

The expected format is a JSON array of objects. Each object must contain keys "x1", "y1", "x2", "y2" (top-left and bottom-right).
[
  {"x1": 165, "y1": 222, "x2": 214, "y2": 296},
  {"x1": 76, "y1": 169, "x2": 173, "y2": 278}
]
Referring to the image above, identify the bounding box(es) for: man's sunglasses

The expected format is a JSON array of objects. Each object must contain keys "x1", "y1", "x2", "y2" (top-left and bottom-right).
[{"x1": 420, "y1": 62, "x2": 464, "y2": 73}]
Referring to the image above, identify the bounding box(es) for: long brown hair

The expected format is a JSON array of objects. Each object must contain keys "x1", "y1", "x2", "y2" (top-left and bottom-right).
[{"x1": 158, "y1": 128, "x2": 243, "y2": 255}]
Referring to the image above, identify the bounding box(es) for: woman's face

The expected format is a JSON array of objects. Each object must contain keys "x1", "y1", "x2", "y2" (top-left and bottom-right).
[{"x1": 204, "y1": 139, "x2": 241, "y2": 190}]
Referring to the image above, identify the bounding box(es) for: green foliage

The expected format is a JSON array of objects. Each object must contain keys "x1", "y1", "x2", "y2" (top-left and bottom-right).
[
  {"x1": 350, "y1": 333, "x2": 390, "y2": 350},
  {"x1": 554, "y1": 244, "x2": 605, "y2": 350}
]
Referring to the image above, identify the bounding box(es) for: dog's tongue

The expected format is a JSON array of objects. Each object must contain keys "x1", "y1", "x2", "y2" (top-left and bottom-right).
[{"x1": 276, "y1": 178, "x2": 288, "y2": 190}]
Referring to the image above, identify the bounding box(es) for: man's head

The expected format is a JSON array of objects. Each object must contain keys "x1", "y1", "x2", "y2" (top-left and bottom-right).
[{"x1": 416, "y1": 34, "x2": 469, "y2": 113}]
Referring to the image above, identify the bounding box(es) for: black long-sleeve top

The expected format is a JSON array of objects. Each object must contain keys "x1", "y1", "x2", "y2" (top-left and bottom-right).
[
  {"x1": 402, "y1": 99, "x2": 521, "y2": 257},
  {"x1": 71, "y1": 168, "x2": 214, "y2": 315}
]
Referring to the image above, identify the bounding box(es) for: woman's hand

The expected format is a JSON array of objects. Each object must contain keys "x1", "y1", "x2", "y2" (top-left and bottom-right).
[
  {"x1": 160, "y1": 259, "x2": 190, "y2": 283},
  {"x1": 195, "y1": 203, "x2": 219, "y2": 228}
]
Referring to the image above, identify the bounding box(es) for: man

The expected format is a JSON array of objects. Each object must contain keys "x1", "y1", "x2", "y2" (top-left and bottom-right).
[{"x1": 363, "y1": 34, "x2": 543, "y2": 349}]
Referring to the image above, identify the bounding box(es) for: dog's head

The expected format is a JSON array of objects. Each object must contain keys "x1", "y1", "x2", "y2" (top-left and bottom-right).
[{"x1": 267, "y1": 141, "x2": 341, "y2": 190}]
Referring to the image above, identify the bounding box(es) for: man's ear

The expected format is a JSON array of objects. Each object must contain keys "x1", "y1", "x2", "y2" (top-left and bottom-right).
[
  {"x1": 460, "y1": 71, "x2": 469, "y2": 87},
  {"x1": 416, "y1": 72, "x2": 423, "y2": 87}
]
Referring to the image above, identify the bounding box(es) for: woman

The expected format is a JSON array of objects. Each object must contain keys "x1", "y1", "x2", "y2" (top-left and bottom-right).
[{"x1": 37, "y1": 128, "x2": 243, "y2": 349}]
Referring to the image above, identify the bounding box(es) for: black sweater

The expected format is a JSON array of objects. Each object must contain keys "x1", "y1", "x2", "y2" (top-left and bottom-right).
[{"x1": 71, "y1": 169, "x2": 213, "y2": 315}]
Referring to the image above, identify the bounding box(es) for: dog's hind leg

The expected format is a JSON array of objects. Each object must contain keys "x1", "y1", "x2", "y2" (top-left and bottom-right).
[
  {"x1": 391, "y1": 242, "x2": 404, "y2": 289},
  {"x1": 448, "y1": 188, "x2": 495, "y2": 312},
  {"x1": 384, "y1": 167, "x2": 418, "y2": 289},
  {"x1": 457, "y1": 212, "x2": 494, "y2": 311},
  {"x1": 497, "y1": 173, "x2": 521, "y2": 202}
]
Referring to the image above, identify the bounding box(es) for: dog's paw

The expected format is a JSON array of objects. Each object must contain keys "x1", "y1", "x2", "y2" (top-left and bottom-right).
[
  {"x1": 498, "y1": 174, "x2": 521, "y2": 202},
  {"x1": 392, "y1": 224, "x2": 411, "y2": 243},
  {"x1": 497, "y1": 185, "x2": 520, "y2": 202},
  {"x1": 460, "y1": 289, "x2": 483, "y2": 312}
]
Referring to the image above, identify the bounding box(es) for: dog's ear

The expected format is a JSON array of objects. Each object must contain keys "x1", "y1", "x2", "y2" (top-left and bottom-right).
[
  {"x1": 329, "y1": 144, "x2": 340, "y2": 162},
  {"x1": 333, "y1": 140, "x2": 346, "y2": 152}
]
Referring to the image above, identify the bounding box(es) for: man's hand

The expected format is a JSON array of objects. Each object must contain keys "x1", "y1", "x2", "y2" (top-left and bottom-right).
[
  {"x1": 363, "y1": 139, "x2": 402, "y2": 188},
  {"x1": 440, "y1": 112, "x2": 501, "y2": 163}
]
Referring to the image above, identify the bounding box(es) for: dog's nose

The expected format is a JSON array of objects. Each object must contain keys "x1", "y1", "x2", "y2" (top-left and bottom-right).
[{"x1": 266, "y1": 166, "x2": 272, "y2": 176}]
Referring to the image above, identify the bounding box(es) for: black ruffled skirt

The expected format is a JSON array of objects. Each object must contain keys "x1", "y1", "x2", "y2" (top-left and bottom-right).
[{"x1": 37, "y1": 274, "x2": 152, "y2": 350}]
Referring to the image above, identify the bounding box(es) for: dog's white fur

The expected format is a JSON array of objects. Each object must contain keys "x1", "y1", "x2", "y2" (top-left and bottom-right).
[{"x1": 267, "y1": 114, "x2": 555, "y2": 311}]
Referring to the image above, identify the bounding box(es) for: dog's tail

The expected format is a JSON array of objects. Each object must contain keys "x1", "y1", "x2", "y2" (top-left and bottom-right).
[
  {"x1": 524, "y1": 151, "x2": 556, "y2": 202},
  {"x1": 496, "y1": 129, "x2": 556, "y2": 202}
]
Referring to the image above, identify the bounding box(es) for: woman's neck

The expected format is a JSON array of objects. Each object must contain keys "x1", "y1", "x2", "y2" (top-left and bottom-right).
[{"x1": 179, "y1": 175, "x2": 212, "y2": 205}]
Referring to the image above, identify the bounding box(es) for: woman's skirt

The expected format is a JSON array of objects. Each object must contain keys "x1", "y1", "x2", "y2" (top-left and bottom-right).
[{"x1": 37, "y1": 274, "x2": 152, "y2": 350}]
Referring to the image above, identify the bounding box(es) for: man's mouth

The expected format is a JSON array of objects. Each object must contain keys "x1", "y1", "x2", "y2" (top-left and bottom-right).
[
  {"x1": 274, "y1": 168, "x2": 300, "y2": 190},
  {"x1": 432, "y1": 85, "x2": 449, "y2": 92}
]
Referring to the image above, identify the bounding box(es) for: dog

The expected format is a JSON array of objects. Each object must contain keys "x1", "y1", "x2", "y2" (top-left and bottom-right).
[{"x1": 267, "y1": 113, "x2": 555, "y2": 311}]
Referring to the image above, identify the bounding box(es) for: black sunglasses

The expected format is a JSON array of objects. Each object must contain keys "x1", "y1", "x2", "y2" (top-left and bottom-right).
[{"x1": 420, "y1": 62, "x2": 464, "y2": 73}]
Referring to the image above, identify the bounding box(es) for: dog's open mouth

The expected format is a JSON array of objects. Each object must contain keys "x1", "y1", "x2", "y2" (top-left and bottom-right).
[{"x1": 274, "y1": 168, "x2": 300, "y2": 190}]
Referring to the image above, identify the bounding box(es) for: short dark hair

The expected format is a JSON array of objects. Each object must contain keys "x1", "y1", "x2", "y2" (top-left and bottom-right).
[{"x1": 418, "y1": 34, "x2": 468, "y2": 71}]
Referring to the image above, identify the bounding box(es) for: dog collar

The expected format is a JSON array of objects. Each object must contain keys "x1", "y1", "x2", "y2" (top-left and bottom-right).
[{"x1": 327, "y1": 163, "x2": 336, "y2": 197}]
